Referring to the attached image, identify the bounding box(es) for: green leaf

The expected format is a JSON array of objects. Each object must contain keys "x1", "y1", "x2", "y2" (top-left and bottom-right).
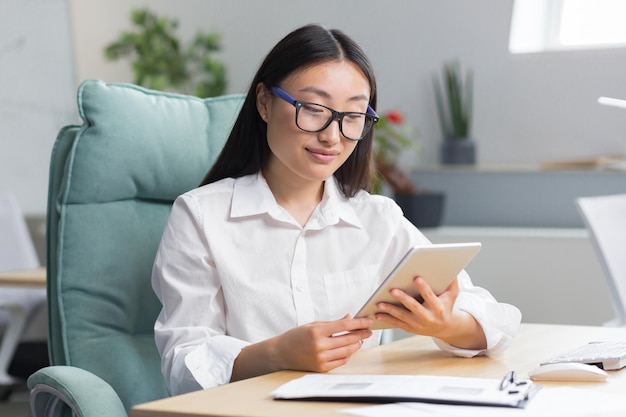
[
  {"x1": 102, "y1": 7, "x2": 227, "y2": 97},
  {"x1": 433, "y1": 60, "x2": 473, "y2": 139}
]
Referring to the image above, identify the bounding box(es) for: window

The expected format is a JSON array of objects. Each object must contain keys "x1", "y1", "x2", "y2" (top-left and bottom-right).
[{"x1": 509, "y1": 0, "x2": 626, "y2": 53}]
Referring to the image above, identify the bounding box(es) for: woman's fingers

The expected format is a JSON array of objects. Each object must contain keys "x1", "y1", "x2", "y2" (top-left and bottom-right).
[
  {"x1": 276, "y1": 316, "x2": 372, "y2": 373},
  {"x1": 374, "y1": 276, "x2": 460, "y2": 335}
]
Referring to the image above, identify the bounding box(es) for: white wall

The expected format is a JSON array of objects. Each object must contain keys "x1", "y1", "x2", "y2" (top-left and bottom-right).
[
  {"x1": 1, "y1": 0, "x2": 76, "y2": 216},
  {"x1": 5, "y1": 0, "x2": 626, "y2": 211}
]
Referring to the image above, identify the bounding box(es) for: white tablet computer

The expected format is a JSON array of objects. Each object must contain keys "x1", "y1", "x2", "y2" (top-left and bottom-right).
[{"x1": 355, "y1": 242, "x2": 481, "y2": 330}]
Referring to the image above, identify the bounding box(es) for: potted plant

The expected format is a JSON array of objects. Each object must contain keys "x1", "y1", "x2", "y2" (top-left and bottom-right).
[
  {"x1": 104, "y1": 8, "x2": 227, "y2": 98},
  {"x1": 432, "y1": 61, "x2": 475, "y2": 164},
  {"x1": 373, "y1": 110, "x2": 445, "y2": 228}
]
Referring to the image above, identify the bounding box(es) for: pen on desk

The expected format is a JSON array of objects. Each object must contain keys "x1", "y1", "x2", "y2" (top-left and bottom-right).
[{"x1": 499, "y1": 370, "x2": 516, "y2": 390}]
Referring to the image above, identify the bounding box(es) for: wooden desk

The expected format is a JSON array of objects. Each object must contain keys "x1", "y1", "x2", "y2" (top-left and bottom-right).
[
  {"x1": 0, "y1": 267, "x2": 46, "y2": 287},
  {"x1": 131, "y1": 323, "x2": 626, "y2": 417}
]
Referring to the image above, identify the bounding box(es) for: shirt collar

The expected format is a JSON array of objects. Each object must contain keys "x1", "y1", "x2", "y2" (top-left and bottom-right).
[
  {"x1": 230, "y1": 173, "x2": 363, "y2": 229},
  {"x1": 230, "y1": 173, "x2": 280, "y2": 218},
  {"x1": 318, "y1": 176, "x2": 363, "y2": 229}
]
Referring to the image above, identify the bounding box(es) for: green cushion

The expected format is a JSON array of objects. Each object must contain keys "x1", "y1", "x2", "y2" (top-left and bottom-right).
[
  {"x1": 49, "y1": 80, "x2": 243, "y2": 412},
  {"x1": 71, "y1": 80, "x2": 242, "y2": 203}
]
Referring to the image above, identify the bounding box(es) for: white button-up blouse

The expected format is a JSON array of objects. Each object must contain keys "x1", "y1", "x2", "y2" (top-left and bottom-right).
[{"x1": 152, "y1": 173, "x2": 521, "y2": 395}]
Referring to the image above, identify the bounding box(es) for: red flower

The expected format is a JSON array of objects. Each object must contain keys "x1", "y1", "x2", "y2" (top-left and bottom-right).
[{"x1": 385, "y1": 110, "x2": 404, "y2": 124}]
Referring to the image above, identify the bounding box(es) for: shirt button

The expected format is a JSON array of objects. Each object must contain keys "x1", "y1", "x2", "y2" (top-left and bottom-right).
[{"x1": 296, "y1": 283, "x2": 304, "y2": 292}]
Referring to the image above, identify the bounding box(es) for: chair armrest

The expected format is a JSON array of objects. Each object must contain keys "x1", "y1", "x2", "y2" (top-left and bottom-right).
[{"x1": 27, "y1": 366, "x2": 127, "y2": 417}]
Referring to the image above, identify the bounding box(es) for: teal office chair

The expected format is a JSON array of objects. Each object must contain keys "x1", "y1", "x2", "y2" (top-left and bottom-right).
[{"x1": 27, "y1": 80, "x2": 243, "y2": 417}]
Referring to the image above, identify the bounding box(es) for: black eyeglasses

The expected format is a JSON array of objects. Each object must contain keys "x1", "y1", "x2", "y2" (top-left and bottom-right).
[{"x1": 270, "y1": 86, "x2": 379, "y2": 141}]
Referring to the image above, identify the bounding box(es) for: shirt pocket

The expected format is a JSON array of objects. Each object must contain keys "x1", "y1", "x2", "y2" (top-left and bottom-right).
[{"x1": 323, "y1": 264, "x2": 381, "y2": 319}]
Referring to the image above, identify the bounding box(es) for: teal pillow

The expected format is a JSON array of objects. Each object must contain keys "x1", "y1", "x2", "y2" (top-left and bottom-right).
[{"x1": 69, "y1": 79, "x2": 243, "y2": 203}]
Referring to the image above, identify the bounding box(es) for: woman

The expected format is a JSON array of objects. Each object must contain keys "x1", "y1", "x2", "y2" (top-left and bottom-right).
[{"x1": 152, "y1": 24, "x2": 521, "y2": 396}]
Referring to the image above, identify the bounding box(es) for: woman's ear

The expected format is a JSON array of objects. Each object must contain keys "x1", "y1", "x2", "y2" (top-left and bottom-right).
[{"x1": 256, "y1": 83, "x2": 270, "y2": 122}]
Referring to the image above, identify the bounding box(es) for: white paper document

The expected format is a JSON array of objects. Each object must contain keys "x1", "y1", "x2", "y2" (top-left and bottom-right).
[
  {"x1": 341, "y1": 387, "x2": 626, "y2": 417},
  {"x1": 271, "y1": 374, "x2": 538, "y2": 408}
]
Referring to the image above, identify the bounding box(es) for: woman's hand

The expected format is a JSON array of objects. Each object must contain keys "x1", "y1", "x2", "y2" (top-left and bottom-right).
[
  {"x1": 374, "y1": 277, "x2": 487, "y2": 350},
  {"x1": 272, "y1": 315, "x2": 373, "y2": 372},
  {"x1": 231, "y1": 315, "x2": 373, "y2": 382}
]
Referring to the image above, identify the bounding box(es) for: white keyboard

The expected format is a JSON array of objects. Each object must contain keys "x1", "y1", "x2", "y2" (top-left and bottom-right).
[{"x1": 541, "y1": 341, "x2": 626, "y2": 371}]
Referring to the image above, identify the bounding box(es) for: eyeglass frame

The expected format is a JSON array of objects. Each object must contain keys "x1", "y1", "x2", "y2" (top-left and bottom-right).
[{"x1": 269, "y1": 86, "x2": 379, "y2": 141}]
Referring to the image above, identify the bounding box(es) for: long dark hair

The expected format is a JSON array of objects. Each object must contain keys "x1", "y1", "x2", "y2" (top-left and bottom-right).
[{"x1": 200, "y1": 24, "x2": 377, "y2": 197}]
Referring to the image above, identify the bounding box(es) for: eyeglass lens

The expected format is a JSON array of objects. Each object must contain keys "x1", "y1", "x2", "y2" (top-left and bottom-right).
[{"x1": 296, "y1": 102, "x2": 375, "y2": 140}]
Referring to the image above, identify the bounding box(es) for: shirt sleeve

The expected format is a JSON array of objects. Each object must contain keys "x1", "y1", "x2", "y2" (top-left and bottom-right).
[
  {"x1": 151, "y1": 194, "x2": 249, "y2": 395},
  {"x1": 432, "y1": 270, "x2": 522, "y2": 357}
]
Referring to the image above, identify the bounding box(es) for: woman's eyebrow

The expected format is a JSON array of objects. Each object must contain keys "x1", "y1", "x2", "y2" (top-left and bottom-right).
[{"x1": 297, "y1": 86, "x2": 369, "y2": 103}]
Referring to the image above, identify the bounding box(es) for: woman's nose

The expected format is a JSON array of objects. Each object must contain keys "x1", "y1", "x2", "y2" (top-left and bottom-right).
[{"x1": 318, "y1": 118, "x2": 341, "y2": 144}]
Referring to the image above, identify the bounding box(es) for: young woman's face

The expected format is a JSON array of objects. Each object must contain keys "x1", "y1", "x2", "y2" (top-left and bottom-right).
[{"x1": 257, "y1": 60, "x2": 371, "y2": 185}]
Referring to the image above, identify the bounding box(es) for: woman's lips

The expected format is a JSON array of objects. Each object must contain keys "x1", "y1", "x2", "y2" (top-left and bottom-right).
[{"x1": 307, "y1": 148, "x2": 338, "y2": 162}]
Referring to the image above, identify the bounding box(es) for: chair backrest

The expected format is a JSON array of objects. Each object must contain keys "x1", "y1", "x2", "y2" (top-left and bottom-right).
[
  {"x1": 576, "y1": 194, "x2": 626, "y2": 325},
  {"x1": 47, "y1": 79, "x2": 243, "y2": 412}
]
